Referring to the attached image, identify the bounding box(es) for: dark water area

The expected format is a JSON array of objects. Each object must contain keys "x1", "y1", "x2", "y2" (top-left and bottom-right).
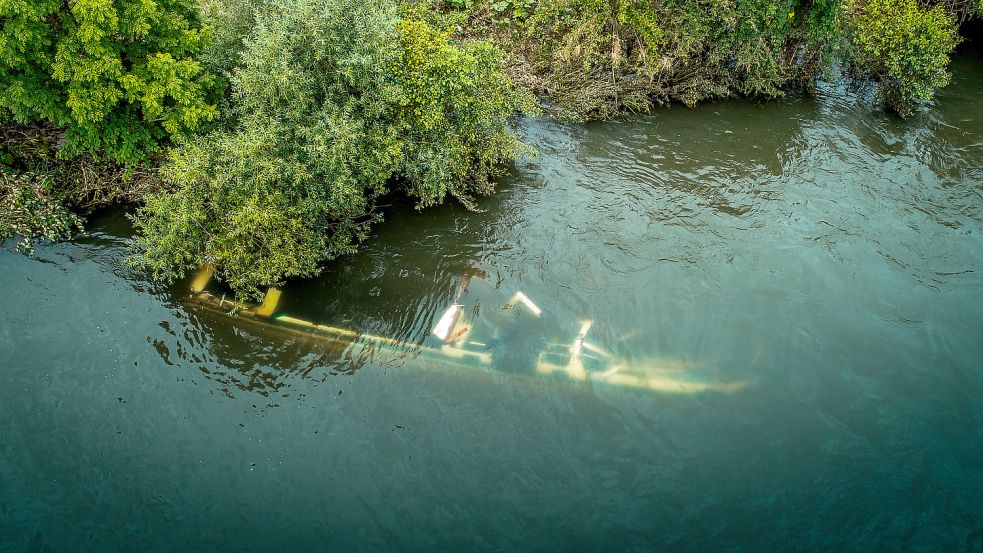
[
  {"x1": 3, "y1": 51, "x2": 983, "y2": 551},
  {"x1": 960, "y1": 17, "x2": 983, "y2": 49}
]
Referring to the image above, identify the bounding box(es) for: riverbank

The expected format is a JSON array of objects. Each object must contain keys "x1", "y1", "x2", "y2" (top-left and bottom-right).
[
  {"x1": 1, "y1": 0, "x2": 979, "y2": 297},
  {"x1": 454, "y1": 0, "x2": 973, "y2": 119}
]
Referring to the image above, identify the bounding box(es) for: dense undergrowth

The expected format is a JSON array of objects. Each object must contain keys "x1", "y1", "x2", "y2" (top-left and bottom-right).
[
  {"x1": 457, "y1": 0, "x2": 968, "y2": 118},
  {"x1": 0, "y1": 0, "x2": 977, "y2": 297}
]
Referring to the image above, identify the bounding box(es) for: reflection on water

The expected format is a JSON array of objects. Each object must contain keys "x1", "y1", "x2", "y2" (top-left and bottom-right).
[{"x1": 2, "y1": 52, "x2": 982, "y2": 551}]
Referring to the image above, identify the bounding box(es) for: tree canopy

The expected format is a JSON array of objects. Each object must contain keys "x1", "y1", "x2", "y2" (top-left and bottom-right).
[
  {"x1": 129, "y1": 0, "x2": 532, "y2": 298},
  {"x1": 0, "y1": 0, "x2": 218, "y2": 163},
  {"x1": 851, "y1": 0, "x2": 959, "y2": 116}
]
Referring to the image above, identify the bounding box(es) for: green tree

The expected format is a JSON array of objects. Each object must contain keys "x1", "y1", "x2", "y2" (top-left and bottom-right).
[
  {"x1": 850, "y1": 0, "x2": 959, "y2": 116},
  {"x1": 0, "y1": 0, "x2": 218, "y2": 163},
  {"x1": 131, "y1": 0, "x2": 531, "y2": 299}
]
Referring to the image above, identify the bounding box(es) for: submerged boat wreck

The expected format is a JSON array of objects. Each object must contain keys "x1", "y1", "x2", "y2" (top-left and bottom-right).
[{"x1": 187, "y1": 267, "x2": 747, "y2": 394}]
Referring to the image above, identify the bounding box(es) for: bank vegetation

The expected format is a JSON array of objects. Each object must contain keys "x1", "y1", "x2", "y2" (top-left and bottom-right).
[{"x1": 1, "y1": 0, "x2": 978, "y2": 296}]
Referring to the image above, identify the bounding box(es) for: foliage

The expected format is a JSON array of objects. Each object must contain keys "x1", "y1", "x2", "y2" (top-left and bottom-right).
[
  {"x1": 0, "y1": 122, "x2": 161, "y2": 252},
  {"x1": 486, "y1": 0, "x2": 850, "y2": 118},
  {"x1": 489, "y1": 0, "x2": 536, "y2": 20},
  {"x1": 457, "y1": 0, "x2": 964, "y2": 119},
  {"x1": 198, "y1": 0, "x2": 266, "y2": 83},
  {"x1": 932, "y1": 0, "x2": 981, "y2": 21},
  {"x1": 850, "y1": 0, "x2": 958, "y2": 116},
  {"x1": 0, "y1": 0, "x2": 219, "y2": 164},
  {"x1": 0, "y1": 168, "x2": 82, "y2": 253},
  {"x1": 131, "y1": 0, "x2": 532, "y2": 299},
  {"x1": 395, "y1": 12, "x2": 534, "y2": 207}
]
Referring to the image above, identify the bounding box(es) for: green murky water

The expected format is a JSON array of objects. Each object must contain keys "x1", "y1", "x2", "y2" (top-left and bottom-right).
[{"x1": 2, "y1": 51, "x2": 982, "y2": 551}]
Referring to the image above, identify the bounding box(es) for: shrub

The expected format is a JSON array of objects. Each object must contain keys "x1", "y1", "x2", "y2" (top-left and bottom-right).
[
  {"x1": 0, "y1": 0, "x2": 219, "y2": 163},
  {"x1": 0, "y1": 168, "x2": 82, "y2": 254},
  {"x1": 515, "y1": 0, "x2": 847, "y2": 118},
  {"x1": 0, "y1": 122, "x2": 160, "y2": 252},
  {"x1": 851, "y1": 0, "x2": 958, "y2": 116},
  {"x1": 462, "y1": 0, "x2": 964, "y2": 119},
  {"x1": 131, "y1": 0, "x2": 532, "y2": 299}
]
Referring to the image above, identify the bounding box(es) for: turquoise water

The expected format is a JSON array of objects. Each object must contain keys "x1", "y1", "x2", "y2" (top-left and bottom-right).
[{"x1": 2, "y1": 52, "x2": 983, "y2": 550}]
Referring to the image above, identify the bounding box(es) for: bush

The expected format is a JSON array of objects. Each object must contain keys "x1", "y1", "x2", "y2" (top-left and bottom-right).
[
  {"x1": 508, "y1": 0, "x2": 847, "y2": 118},
  {"x1": 0, "y1": 0, "x2": 219, "y2": 163},
  {"x1": 131, "y1": 0, "x2": 532, "y2": 299},
  {"x1": 0, "y1": 168, "x2": 82, "y2": 254},
  {"x1": 0, "y1": 122, "x2": 160, "y2": 252},
  {"x1": 850, "y1": 0, "x2": 958, "y2": 116},
  {"x1": 460, "y1": 0, "x2": 963, "y2": 119}
]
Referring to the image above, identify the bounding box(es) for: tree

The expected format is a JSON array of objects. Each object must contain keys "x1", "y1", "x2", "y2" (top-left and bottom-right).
[
  {"x1": 0, "y1": 0, "x2": 218, "y2": 163},
  {"x1": 850, "y1": 0, "x2": 957, "y2": 116},
  {"x1": 130, "y1": 0, "x2": 532, "y2": 299}
]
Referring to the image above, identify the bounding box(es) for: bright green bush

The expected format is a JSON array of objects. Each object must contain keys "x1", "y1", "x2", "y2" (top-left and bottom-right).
[
  {"x1": 0, "y1": 0, "x2": 219, "y2": 163},
  {"x1": 851, "y1": 0, "x2": 958, "y2": 116},
  {"x1": 396, "y1": 15, "x2": 532, "y2": 208},
  {"x1": 131, "y1": 0, "x2": 531, "y2": 299}
]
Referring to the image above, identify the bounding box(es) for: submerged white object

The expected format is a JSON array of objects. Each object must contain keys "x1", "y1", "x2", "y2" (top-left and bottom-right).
[
  {"x1": 571, "y1": 320, "x2": 592, "y2": 357},
  {"x1": 506, "y1": 292, "x2": 542, "y2": 317},
  {"x1": 188, "y1": 266, "x2": 749, "y2": 395},
  {"x1": 565, "y1": 320, "x2": 593, "y2": 380},
  {"x1": 432, "y1": 304, "x2": 464, "y2": 341}
]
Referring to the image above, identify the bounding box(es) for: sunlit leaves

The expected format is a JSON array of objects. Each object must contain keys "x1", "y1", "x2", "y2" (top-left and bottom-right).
[
  {"x1": 851, "y1": 0, "x2": 958, "y2": 116},
  {"x1": 131, "y1": 0, "x2": 530, "y2": 299},
  {"x1": 0, "y1": 0, "x2": 218, "y2": 163}
]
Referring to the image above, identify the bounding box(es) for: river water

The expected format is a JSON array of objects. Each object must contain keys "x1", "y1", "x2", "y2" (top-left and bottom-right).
[{"x1": 3, "y1": 51, "x2": 983, "y2": 551}]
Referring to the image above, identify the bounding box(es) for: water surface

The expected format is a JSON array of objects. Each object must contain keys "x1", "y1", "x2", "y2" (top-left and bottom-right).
[{"x1": 2, "y1": 52, "x2": 983, "y2": 551}]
